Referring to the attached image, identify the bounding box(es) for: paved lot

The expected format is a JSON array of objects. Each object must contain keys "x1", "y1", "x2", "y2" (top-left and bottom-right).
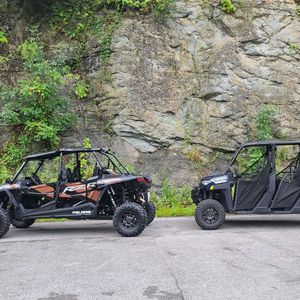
[{"x1": 0, "y1": 215, "x2": 300, "y2": 300}]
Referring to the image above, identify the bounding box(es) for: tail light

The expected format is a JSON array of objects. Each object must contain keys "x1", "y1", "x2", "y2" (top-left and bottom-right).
[{"x1": 137, "y1": 176, "x2": 152, "y2": 186}]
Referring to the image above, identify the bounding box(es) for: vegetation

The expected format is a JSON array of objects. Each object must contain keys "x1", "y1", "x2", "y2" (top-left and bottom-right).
[
  {"x1": 0, "y1": 29, "x2": 74, "y2": 181},
  {"x1": 235, "y1": 105, "x2": 278, "y2": 173},
  {"x1": 288, "y1": 42, "x2": 300, "y2": 53},
  {"x1": 220, "y1": 0, "x2": 237, "y2": 14},
  {"x1": 0, "y1": 29, "x2": 8, "y2": 44},
  {"x1": 254, "y1": 105, "x2": 277, "y2": 141},
  {"x1": 184, "y1": 147, "x2": 203, "y2": 169},
  {"x1": 152, "y1": 178, "x2": 195, "y2": 217},
  {"x1": 296, "y1": 6, "x2": 300, "y2": 18},
  {"x1": 0, "y1": 0, "x2": 176, "y2": 182},
  {"x1": 75, "y1": 81, "x2": 89, "y2": 99}
]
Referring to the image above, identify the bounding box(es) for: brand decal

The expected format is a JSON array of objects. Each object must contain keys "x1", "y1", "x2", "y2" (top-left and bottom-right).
[{"x1": 72, "y1": 210, "x2": 92, "y2": 215}]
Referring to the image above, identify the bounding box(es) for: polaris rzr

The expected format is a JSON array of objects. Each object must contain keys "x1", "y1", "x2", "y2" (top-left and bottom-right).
[
  {"x1": 0, "y1": 148, "x2": 155, "y2": 238},
  {"x1": 192, "y1": 141, "x2": 300, "y2": 230}
]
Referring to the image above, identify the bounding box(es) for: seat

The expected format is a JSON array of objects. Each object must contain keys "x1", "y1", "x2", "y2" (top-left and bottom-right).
[
  {"x1": 294, "y1": 165, "x2": 300, "y2": 186},
  {"x1": 271, "y1": 166, "x2": 300, "y2": 209},
  {"x1": 72, "y1": 167, "x2": 81, "y2": 182},
  {"x1": 59, "y1": 168, "x2": 72, "y2": 182}
]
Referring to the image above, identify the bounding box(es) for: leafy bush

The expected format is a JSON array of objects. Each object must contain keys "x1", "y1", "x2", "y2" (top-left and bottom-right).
[
  {"x1": 51, "y1": 0, "x2": 174, "y2": 41},
  {"x1": 0, "y1": 29, "x2": 8, "y2": 43},
  {"x1": 241, "y1": 105, "x2": 277, "y2": 169},
  {"x1": 220, "y1": 0, "x2": 237, "y2": 14},
  {"x1": 0, "y1": 31, "x2": 74, "y2": 179},
  {"x1": 151, "y1": 178, "x2": 194, "y2": 217},
  {"x1": 255, "y1": 105, "x2": 277, "y2": 141},
  {"x1": 74, "y1": 81, "x2": 89, "y2": 99}
]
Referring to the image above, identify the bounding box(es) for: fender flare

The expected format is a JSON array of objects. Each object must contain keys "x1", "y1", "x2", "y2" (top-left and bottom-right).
[{"x1": 1, "y1": 189, "x2": 19, "y2": 208}]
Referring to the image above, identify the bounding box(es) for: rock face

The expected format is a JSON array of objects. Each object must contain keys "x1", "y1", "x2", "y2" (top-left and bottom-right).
[
  {"x1": 2, "y1": 0, "x2": 300, "y2": 186},
  {"x1": 78, "y1": 0, "x2": 300, "y2": 185}
]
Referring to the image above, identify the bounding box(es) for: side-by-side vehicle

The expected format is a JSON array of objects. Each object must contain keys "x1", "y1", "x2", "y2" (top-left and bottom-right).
[
  {"x1": 192, "y1": 141, "x2": 300, "y2": 230},
  {"x1": 0, "y1": 148, "x2": 155, "y2": 238}
]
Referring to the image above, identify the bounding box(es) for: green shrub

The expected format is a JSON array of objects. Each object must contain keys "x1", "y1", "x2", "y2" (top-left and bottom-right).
[
  {"x1": 151, "y1": 178, "x2": 194, "y2": 217},
  {"x1": 0, "y1": 32, "x2": 74, "y2": 178},
  {"x1": 74, "y1": 81, "x2": 89, "y2": 99},
  {"x1": 241, "y1": 105, "x2": 277, "y2": 169},
  {"x1": 255, "y1": 105, "x2": 277, "y2": 141},
  {"x1": 220, "y1": 0, "x2": 237, "y2": 14},
  {"x1": 0, "y1": 29, "x2": 8, "y2": 43}
]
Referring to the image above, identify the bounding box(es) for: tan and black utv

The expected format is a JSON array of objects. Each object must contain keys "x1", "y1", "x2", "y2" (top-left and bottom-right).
[{"x1": 0, "y1": 148, "x2": 155, "y2": 238}]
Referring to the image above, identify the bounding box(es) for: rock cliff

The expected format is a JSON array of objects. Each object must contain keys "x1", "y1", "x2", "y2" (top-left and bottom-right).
[{"x1": 1, "y1": 0, "x2": 300, "y2": 185}]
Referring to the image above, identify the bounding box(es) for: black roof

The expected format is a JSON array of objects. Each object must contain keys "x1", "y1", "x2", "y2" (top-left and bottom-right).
[
  {"x1": 25, "y1": 148, "x2": 110, "y2": 160},
  {"x1": 240, "y1": 140, "x2": 300, "y2": 148}
]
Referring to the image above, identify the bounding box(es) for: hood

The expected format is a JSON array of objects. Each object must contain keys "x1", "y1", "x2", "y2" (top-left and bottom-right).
[
  {"x1": 0, "y1": 183, "x2": 20, "y2": 192},
  {"x1": 201, "y1": 174, "x2": 229, "y2": 186}
]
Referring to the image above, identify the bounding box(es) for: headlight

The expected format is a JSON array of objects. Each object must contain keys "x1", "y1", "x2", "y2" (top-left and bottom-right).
[
  {"x1": 202, "y1": 175, "x2": 228, "y2": 186},
  {"x1": 202, "y1": 180, "x2": 212, "y2": 186}
]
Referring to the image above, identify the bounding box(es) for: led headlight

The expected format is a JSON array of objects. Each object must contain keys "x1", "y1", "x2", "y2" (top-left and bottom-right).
[
  {"x1": 202, "y1": 175, "x2": 228, "y2": 186},
  {"x1": 202, "y1": 180, "x2": 212, "y2": 186}
]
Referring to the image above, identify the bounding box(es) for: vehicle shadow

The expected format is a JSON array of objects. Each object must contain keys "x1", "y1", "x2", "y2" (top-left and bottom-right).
[
  {"x1": 224, "y1": 218, "x2": 300, "y2": 228},
  {"x1": 8, "y1": 221, "x2": 118, "y2": 239}
]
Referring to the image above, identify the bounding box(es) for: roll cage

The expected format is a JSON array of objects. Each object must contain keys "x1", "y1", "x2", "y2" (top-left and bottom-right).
[
  {"x1": 226, "y1": 140, "x2": 300, "y2": 176},
  {"x1": 11, "y1": 148, "x2": 131, "y2": 184}
]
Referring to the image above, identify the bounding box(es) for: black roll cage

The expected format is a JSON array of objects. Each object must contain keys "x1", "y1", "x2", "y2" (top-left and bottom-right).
[
  {"x1": 226, "y1": 141, "x2": 300, "y2": 176},
  {"x1": 11, "y1": 148, "x2": 131, "y2": 183}
]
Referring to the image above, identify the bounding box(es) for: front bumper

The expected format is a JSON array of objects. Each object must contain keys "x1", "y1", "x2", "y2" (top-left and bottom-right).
[{"x1": 191, "y1": 187, "x2": 201, "y2": 204}]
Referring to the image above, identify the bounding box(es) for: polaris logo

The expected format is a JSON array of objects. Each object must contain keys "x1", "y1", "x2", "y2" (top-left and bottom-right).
[{"x1": 72, "y1": 211, "x2": 92, "y2": 215}]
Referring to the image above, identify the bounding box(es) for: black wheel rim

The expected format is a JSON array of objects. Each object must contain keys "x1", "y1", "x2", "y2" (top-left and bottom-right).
[
  {"x1": 202, "y1": 207, "x2": 219, "y2": 224},
  {"x1": 120, "y1": 212, "x2": 138, "y2": 230}
]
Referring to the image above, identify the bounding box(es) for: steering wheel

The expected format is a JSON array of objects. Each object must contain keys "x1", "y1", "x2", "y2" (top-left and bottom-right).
[{"x1": 30, "y1": 175, "x2": 42, "y2": 185}]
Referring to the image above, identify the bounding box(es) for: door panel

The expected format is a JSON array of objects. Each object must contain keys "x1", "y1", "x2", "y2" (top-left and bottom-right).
[{"x1": 233, "y1": 146, "x2": 273, "y2": 211}]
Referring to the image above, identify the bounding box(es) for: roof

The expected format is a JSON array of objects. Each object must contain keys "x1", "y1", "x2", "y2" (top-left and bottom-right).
[
  {"x1": 240, "y1": 140, "x2": 300, "y2": 148},
  {"x1": 25, "y1": 148, "x2": 110, "y2": 160}
]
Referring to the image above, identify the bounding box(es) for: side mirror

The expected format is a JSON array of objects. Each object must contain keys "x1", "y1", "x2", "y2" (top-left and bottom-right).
[{"x1": 5, "y1": 179, "x2": 12, "y2": 184}]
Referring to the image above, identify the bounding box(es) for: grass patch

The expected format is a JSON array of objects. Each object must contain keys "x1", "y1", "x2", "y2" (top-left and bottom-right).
[
  {"x1": 156, "y1": 205, "x2": 195, "y2": 217},
  {"x1": 152, "y1": 178, "x2": 195, "y2": 217},
  {"x1": 36, "y1": 218, "x2": 67, "y2": 223}
]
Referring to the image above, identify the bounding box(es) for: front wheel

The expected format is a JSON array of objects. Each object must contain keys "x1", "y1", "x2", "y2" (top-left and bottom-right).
[
  {"x1": 0, "y1": 207, "x2": 10, "y2": 238},
  {"x1": 113, "y1": 202, "x2": 148, "y2": 237},
  {"x1": 195, "y1": 199, "x2": 225, "y2": 230}
]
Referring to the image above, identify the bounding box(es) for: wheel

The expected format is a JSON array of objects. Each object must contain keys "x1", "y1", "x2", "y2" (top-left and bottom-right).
[
  {"x1": 195, "y1": 199, "x2": 225, "y2": 230},
  {"x1": 9, "y1": 206, "x2": 35, "y2": 228},
  {"x1": 145, "y1": 201, "x2": 156, "y2": 225},
  {"x1": 0, "y1": 207, "x2": 10, "y2": 238},
  {"x1": 113, "y1": 202, "x2": 148, "y2": 237}
]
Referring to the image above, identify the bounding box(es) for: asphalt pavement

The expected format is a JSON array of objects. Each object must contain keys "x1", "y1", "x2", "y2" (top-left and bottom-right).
[{"x1": 0, "y1": 215, "x2": 300, "y2": 300}]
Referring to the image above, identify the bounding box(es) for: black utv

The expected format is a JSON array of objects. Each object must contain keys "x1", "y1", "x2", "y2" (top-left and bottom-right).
[
  {"x1": 192, "y1": 141, "x2": 300, "y2": 230},
  {"x1": 0, "y1": 148, "x2": 155, "y2": 238}
]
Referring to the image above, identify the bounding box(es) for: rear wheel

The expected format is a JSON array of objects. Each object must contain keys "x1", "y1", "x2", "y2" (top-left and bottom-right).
[
  {"x1": 145, "y1": 201, "x2": 156, "y2": 225},
  {"x1": 0, "y1": 207, "x2": 10, "y2": 238},
  {"x1": 113, "y1": 202, "x2": 148, "y2": 237},
  {"x1": 195, "y1": 199, "x2": 225, "y2": 230}
]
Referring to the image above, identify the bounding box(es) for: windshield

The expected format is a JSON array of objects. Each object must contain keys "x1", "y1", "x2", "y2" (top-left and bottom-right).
[
  {"x1": 228, "y1": 146, "x2": 268, "y2": 176},
  {"x1": 14, "y1": 160, "x2": 40, "y2": 182},
  {"x1": 14, "y1": 157, "x2": 61, "y2": 183}
]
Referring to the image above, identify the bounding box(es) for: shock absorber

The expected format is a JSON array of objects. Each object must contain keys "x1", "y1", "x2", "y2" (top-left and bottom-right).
[{"x1": 107, "y1": 187, "x2": 116, "y2": 209}]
